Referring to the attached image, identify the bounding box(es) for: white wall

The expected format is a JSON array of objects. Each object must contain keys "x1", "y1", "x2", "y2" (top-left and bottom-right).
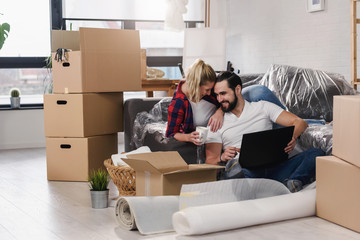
[
  {"x1": 225, "y1": 0, "x2": 352, "y2": 81},
  {"x1": 0, "y1": 109, "x2": 125, "y2": 150},
  {"x1": 0, "y1": 109, "x2": 46, "y2": 149}
]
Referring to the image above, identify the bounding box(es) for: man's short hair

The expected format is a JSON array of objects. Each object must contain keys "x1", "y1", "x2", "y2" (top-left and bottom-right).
[{"x1": 216, "y1": 71, "x2": 243, "y2": 91}]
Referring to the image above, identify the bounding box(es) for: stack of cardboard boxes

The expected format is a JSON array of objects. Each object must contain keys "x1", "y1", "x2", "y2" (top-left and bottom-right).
[
  {"x1": 44, "y1": 28, "x2": 142, "y2": 181},
  {"x1": 316, "y1": 95, "x2": 360, "y2": 233}
]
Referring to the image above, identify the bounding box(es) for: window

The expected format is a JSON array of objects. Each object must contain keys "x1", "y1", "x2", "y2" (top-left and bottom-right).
[
  {"x1": 0, "y1": 0, "x2": 51, "y2": 105},
  {"x1": 0, "y1": 0, "x2": 204, "y2": 106}
]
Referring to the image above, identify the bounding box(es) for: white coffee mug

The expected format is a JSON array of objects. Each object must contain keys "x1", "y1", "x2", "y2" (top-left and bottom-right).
[{"x1": 196, "y1": 126, "x2": 209, "y2": 144}]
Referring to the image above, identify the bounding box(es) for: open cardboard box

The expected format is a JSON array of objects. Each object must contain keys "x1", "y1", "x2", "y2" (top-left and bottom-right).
[
  {"x1": 44, "y1": 92, "x2": 123, "y2": 137},
  {"x1": 123, "y1": 151, "x2": 223, "y2": 196},
  {"x1": 51, "y1": 28, "x2": 142, "y2": 93}
]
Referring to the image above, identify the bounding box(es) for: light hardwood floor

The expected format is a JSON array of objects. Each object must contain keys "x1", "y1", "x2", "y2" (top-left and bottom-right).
[{"x1": 0, "y1": 147, "x2": 359, "y2": 240}]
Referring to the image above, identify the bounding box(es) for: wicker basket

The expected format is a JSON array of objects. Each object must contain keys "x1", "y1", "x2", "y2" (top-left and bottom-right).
[{"x1": 104, "y1": 158, "x2": 136, "y2": 196}]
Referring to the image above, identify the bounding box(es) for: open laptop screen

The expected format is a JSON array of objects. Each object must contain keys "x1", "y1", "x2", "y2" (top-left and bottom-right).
[{"x1": 238, "y1": 126, "x2": 294, "y2": 169}]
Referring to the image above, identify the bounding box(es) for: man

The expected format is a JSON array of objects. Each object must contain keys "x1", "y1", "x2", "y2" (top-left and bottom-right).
[{"x1": 205, "y1": 71, "x2": 325, "y2": 192}]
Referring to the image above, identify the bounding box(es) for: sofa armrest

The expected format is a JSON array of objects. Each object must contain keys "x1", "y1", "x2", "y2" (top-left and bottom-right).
[{"x1": 124, "y1": 98, "x2": 164, "y2": 152}]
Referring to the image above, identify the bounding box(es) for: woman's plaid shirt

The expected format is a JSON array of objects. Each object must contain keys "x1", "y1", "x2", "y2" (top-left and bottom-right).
[{"x1": 165, "y1": 81, "x2": 218, "y2": 137}]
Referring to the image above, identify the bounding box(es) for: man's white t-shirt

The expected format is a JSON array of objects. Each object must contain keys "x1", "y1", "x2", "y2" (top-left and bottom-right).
[
  {"x1": 206, "y1": 100, "x2": 284, "y2": 150},
  {"x1": 190, "y1": 99, "x2": 217, "y2": 127}
]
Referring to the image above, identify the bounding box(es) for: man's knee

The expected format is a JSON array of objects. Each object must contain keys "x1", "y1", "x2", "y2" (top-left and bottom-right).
[
  {"x1": 305, "y1": 148, "x2": 325, "y2": 158},
  {"x1": 242, "y1": 85, "x2": 271, "y2": 102}
]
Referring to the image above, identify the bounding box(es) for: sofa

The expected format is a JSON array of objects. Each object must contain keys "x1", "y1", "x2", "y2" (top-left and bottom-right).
[{"x1": 124, "y1": 64, "x2": 357, "y2": 163}]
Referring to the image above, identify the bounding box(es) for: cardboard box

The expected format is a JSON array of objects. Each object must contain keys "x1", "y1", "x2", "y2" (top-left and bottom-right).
[
  {"x1": 123, "y1": 151, "x2": 223, "y2": 196},
  {"x1": 51, "y1": 28, "x2": 142, "y2": 93},
  {"x1": 46, "y1": 134, "x2": 117, "y2": 181},
  {"x1": 44, "y1": 93, "x2": 123, "y2": 137},
  {"x1": 140, "y1": 49, "x2": 147, "y2": 80},
  {"x1": 333, "y1": 96, "x2": 360, "y2": 167},
  {"x1": 316, "y1": 156, "x2": 360, "y2": 233}
]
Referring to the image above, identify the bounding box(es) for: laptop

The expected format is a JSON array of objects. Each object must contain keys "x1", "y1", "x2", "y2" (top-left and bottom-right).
[{"x1": 238, "y1": 126, "x2": 294, "y2": 169}]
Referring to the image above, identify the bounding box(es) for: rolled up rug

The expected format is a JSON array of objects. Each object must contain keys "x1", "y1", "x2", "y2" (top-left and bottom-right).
[
  {"x1": 115, "y1": 196, "x2": 179, "y2": 234},
  {"x1": 172, "y1": 188, "x2": 316, "y2": 235},
  {"x1": 114, "y1": 179, "x2": 315, "y2": 235}
]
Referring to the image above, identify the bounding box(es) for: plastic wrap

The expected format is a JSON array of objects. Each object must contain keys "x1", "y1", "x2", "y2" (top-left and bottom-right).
[
  {"x1": 239, "y1": 73, "x2": 264, "y2": 84},
  {"x1": 243, "y1": 64, "x2": 357, "y2": 122},
  {"x1": 297, "y1": 122, "x2": 333, "y2": 155},
  {"x1": 131, "y1": 98, "x2": 172, "y2": 149}
]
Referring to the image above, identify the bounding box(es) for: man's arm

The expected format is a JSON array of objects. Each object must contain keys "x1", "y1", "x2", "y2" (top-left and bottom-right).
[
  {"x1": 275, "y1": 111, "x2": 308, "y2": 153},
  {"x1": 275, "y1": 111, "x2": 308, "y2": 138},
  {"x1": 205, "y1": 143, "x2": 223, "y2": 165}
]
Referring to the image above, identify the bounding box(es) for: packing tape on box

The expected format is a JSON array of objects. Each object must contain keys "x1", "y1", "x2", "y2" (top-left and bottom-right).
[{"x1": 114, "y1": 179, "x2": 316, "y2": 235}]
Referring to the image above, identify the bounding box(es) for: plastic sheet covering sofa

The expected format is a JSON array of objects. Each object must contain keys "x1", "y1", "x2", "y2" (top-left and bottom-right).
[
  {"x1": 297, "y1": 122, "x2": 334, "y2": 155},
  {"x1": 124, "y1": 65, "x2": 357, "y2": 162},
  {"x1": 243, "y1": 64, "x2": 357, "y2": 122}
]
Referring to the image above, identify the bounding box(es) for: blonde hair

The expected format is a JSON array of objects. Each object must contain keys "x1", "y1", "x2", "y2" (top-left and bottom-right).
[{"x1": 185, "y1": 59, "x2": 216, "y2": 102}]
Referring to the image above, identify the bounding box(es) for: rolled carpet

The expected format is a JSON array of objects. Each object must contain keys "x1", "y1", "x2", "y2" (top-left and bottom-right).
[
  {"x1": 115, "y1": 196, "x2": 179, "y2": 234},
  {"x1": 172, "y1": 188, "x2": 316, "y2": 235}
]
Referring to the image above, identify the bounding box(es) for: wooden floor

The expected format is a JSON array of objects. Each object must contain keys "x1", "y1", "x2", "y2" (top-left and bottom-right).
[{"x1": 0, "y1": 147, "x2": 359, "y2": 240}]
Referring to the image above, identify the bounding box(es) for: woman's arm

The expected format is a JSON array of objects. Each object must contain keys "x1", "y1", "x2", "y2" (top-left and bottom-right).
[{"x1": 173, "y1": 132, "x2": 202, "y2": 145}]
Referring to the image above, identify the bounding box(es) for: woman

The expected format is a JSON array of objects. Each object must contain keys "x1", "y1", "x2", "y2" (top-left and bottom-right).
[{"x1": 166, "y1": 59, "x2": 224, "y2": 145}]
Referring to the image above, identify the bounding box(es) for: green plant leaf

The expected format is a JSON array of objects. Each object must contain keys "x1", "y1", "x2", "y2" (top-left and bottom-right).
[
  {"x1": 0, "y1": 22, "x2": 10, "y2": 50},
  {"x1": 88, "y1": 168, "x2": 109, "y2": 191}
]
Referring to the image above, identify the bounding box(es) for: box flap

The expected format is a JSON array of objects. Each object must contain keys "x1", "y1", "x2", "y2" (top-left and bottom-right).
[
  {"x1": 188, "y1": 164, "x2": 225, "y2": 169},
  {"x1": 78, "y1": 27, "x2": 141, "y2": 92},
  {"x1": 122, "y1": 158, "x2": 162, "y2": 174},
  {"x1": 79, "y1": 27, "x2": 140, "y2": 53},
  {"x1": 163, "y1": 164, "x2": 223, "y2": 175},
  {"x1": 51, "y1": 30, "x2": 80, "y2": 52},
  {"x1": 126, "y1": 152, "x2": 187, "y2": 173}
]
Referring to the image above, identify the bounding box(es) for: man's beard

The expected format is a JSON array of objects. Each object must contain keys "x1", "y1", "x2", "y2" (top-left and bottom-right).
[{"x1": 220, "y1": 94, "x2": 238, "y2": 112}]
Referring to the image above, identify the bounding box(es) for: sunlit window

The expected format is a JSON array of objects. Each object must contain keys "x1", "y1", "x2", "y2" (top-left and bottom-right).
[
  {"x1": 0, "y1": 0, "x2": 51, "y2": 104},
  {"x1": 0, "y1": 1, "x2": 50, "y2": 57},
  {"x1": 0, "y1": 0, "x2": 203, "y2": 105}
]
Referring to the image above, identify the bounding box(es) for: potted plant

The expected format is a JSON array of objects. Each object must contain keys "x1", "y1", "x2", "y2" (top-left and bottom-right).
[
  {"x1": 9, "y1": 88, "x2": 20, "y2": 109},
  {"x1": 88, "y1": 168, "x2": 110, "y2": 209}
]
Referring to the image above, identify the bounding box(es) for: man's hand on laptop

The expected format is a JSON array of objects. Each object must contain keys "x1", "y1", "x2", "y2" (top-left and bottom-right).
[
  {"x1": 221, "y1": 146, "x2": 240, "y2": 162},
  {"x1": 284, "y1": 137, "x2": 296, "y2": 154}
]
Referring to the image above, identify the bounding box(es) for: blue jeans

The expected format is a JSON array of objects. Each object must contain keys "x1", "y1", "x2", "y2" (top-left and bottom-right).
[
  {"x1": 242, "y1": 85, "x2": 286, "y2": 109},
  {"x1": 242, "y1": 148, "x2": 325, "y2": 185}
]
